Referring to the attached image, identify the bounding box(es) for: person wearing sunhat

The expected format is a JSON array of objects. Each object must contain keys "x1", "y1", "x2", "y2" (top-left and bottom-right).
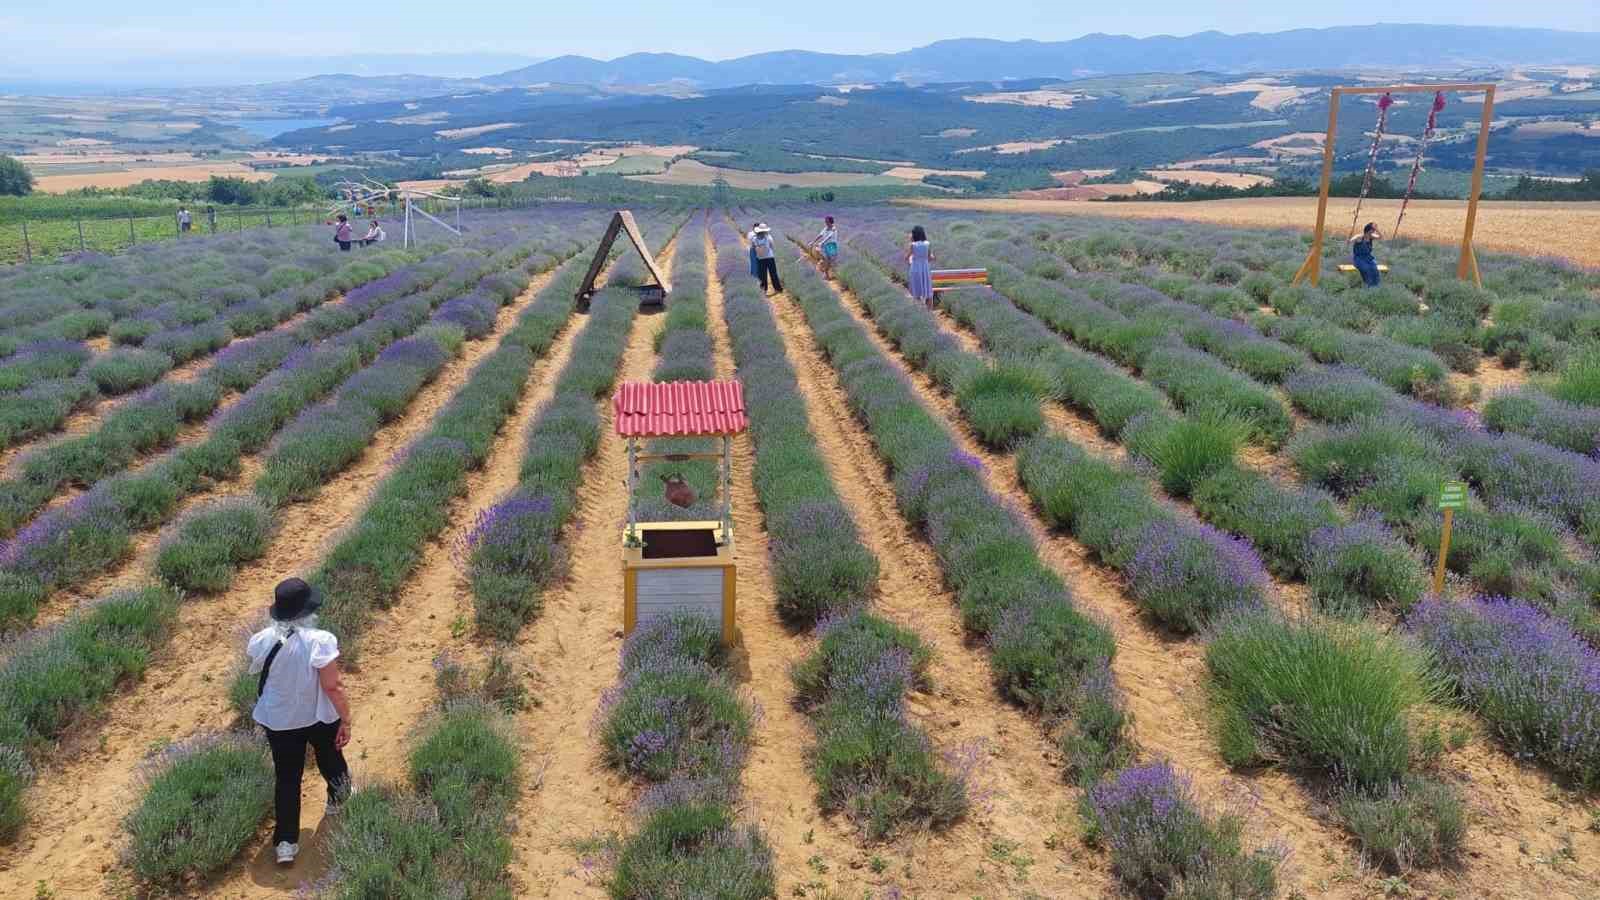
[
  {"x1": 750, "y1": 223, "x2": 783, "y2": 294},
  {"x1": 245, "y1": 577, "x2": 353, "y2": 866}
]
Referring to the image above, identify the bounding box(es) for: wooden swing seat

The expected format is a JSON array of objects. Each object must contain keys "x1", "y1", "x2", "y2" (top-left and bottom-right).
[
  {"x1": 1337, "y1": 264, "x2": 1389, "y2": 274},
  {"x1": 931, "y1": 268, "x2": 990, "y2": 289}
]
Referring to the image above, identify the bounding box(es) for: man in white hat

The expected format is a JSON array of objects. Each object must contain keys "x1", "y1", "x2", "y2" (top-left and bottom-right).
[{"x1": 751, "y1": 223, "x2": 783, "y2": 295}]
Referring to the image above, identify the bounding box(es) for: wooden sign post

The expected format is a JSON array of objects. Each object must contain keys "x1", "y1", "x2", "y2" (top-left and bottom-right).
[
  {"x1": 574, "y1": 210, "x2": 672, "y2": 311},
  {"x1": 1433, "y1": 481, "x2": 1468, "y2": 596}
]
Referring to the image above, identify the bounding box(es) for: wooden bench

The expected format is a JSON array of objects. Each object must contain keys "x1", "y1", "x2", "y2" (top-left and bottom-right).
[
  {"x1": 1336, "y1": 264, "x2": 1390, "y2": 274},
  {"x1": 931, "y1": 268, "x2": 990, "y2": 290}
]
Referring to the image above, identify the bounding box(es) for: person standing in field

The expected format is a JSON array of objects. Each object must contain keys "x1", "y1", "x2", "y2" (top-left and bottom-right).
[
  {"x1": 751, "y1": 224, "x2": 783, "y2": 294},
  {"x1": 810, "y1": 215, "x2": 840, "y2": 279},
  {"x1": 177, "y1": 206, "x2": 192, "y2": 234},
  {"x1": 246, "y1": 578, "x2": 353, "y2": 866},
  {"x1": 908, "y1": 225, "x2": 934, "y2": 305},
  {"x1": 1349, "y1": 222, "x2": 1383, "y2": 288},
  {"x1": 747, "y1": 222, "x2": 761, "y2": 280},
  {"x1": 205, "y1": 205, "x2": 217, "y2": 232},
  {"x1": 334, "y1": 214, "x2": 353, "y2": 252}
]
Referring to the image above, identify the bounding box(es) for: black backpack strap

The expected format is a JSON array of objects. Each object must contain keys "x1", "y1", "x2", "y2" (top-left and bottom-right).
[{"x1": 257, "y1": 628, "x2": 294, "y2": 698}]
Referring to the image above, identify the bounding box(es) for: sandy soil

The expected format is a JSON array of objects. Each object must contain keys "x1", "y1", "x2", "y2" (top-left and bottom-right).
[
  {"x1": 630, "y1": 159, "x2": 888, "y2": 189},
  {"x1": 862, "y1": 255, "x2": 1600, "y2": 897},
  {"x1": 0, "y1": 270, "x2": 561, "y2": 897},
  {"x1": 498, "y1": 239, "x2": 680, "y2": 898},
  {"x1": 922, "y1": 266, "x2": 1600, "y2": 898},
  {"x1": 212, "y1": 263, "x2": 602, "y2": 900},
  {"x1": 802, "y1": 262, "x2": 1363, "y2": 894},
  {"x1": 899, "y1": 197, "x2": 1600, "y2": 267},
  {"x1": 748, "y1": 243, "x2": 1123, "y2": 897}
]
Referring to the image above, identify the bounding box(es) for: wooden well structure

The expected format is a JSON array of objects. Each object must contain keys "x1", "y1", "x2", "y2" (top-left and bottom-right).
[{"x1": 613, "y1": 380, "x2": 747, "y2": 644}]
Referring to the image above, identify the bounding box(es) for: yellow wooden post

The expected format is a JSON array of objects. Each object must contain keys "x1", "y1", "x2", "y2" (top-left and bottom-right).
[
  {"x1": 1432, "y1": 508, "x2": 1454, "y2": 596},
  {"x1": 1434, "y1": 481, "x2": 1468, "y2": 596},
  {"x1": 1294, "y1": 89, "x2": 1342, "y2": 287},
  {"x1": 1458, "y1": 85, "x2": 1496, "y2": 287}
]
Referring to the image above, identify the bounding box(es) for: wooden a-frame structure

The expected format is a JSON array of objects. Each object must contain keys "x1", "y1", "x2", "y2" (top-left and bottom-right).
[
  {"x1": 576, "y1": 210, "x2": 673, "y2": 311},
  {"x1": 1293, "y1": 82, "x2": 1496, "y2": 288}
]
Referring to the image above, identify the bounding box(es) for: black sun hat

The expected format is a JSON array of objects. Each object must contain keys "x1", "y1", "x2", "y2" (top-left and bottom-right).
[{"x1": 271, "y1": 577, "x2": 324, "y2": 621}]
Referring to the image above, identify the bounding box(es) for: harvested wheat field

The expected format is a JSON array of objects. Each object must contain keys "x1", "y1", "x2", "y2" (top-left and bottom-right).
[{"x1": 1, "y1": 200, "x2": 1599, "y2": 900}]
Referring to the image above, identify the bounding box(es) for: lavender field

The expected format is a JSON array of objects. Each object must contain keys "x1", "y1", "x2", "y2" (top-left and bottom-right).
[{"x1": 0, "y1": 203, "x2": 1597, "y2": 899}]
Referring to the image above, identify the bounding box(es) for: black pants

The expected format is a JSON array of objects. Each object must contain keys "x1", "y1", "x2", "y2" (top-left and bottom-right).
[
  {"x1": 337, "y1": 240, "x2": 352, "y2": 252},
  {"x1": 264, "y1": 720, "x2": 350, "y2": 844},
  {"x1": 756, "y1": 257, "x2": 782, "y2": 293}
]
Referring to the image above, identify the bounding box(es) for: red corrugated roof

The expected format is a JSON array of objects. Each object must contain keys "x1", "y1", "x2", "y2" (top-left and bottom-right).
[{"x1": 613, "y1": 381, "x2": 748, "y2": 437}]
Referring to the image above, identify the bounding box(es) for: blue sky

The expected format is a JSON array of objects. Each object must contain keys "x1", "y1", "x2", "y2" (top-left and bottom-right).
[{"x1": 4, "y1": 2, "x2": 1593, "y2": 83}]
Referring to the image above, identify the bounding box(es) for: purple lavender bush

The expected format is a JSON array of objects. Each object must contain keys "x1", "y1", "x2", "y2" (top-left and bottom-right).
[
  {"x1": 1088, "y1": 762, "x2": 1279, "y2": 899},
  {"x1": 1409, "y1": 596, "x2": 1600, "y2": 786}
]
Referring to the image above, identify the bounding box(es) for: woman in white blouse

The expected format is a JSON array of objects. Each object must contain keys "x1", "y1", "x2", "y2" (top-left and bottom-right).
[{"x1": 246, "y1": 577, "x2": 354, "y2": 866}]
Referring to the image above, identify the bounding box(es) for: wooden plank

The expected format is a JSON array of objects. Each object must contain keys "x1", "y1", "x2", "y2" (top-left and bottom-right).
[
  {"x1": 1334, "y1": 83, "x2": 1494, "y2": 96},
  {"x1": 1296, "y1": 89, "x2": 1341, "y2": 288},
  {"x1": 618, "y1": 210, "x2": 673, "y2": 294},
  {"x1": 1458, "y1": 85, "x2": 1495, "y2": 286}
]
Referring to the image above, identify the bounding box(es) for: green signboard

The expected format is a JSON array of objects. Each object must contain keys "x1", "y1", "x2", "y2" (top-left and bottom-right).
[{"x1": 1438, "y1": 481, "x2": 1468, "y2": 510}]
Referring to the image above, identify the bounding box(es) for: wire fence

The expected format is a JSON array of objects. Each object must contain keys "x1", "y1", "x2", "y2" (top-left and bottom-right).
[{"x1": 0, "y1": 195, "x2": 549, "y2": 266}]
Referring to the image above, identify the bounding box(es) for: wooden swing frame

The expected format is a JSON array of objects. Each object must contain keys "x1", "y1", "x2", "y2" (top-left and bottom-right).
[{"x1": 1293, "y1": 83, "x2": 1496, "y2": 288}]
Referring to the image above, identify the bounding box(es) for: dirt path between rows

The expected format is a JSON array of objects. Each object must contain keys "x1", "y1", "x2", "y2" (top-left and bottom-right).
[
  {"x1": 503, "y1": 237, "x2": 680, "y2": 898},
  {"x1": 852, "y1": 256, "x2": 1600, "y2": 898},
  {"x1": 0, "y1": 269, "x2": 561, "y2": 898},
  {"x1": 797, "y1": 255, "x2": 1366, "y2": 895},
  {"x1": 942, "y1": 265, "x2": 1600, "y2": 896},
  {"x1": 748, "y1": 245, "x2": 1121, "y2": 895},
  {"x1": 208, "y1": 267, "x2": 613, "y2": 899}
]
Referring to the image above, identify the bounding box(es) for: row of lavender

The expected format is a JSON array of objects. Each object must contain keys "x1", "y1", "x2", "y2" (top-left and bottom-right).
[
  {"x1": 1049, "y1": 216, "x2": 1597, "y2": 378},
  {"x1": 577, "y1": 223, "x2": 773, "y2": 896},
  {"x1": 713, "y1": 220, "x2": 969, "y2": 846},
  {"x1": 915, "y1": 217, "x2": 1598, "y2": 617},
  {"x1": 461, "y1": 212, "x2": 686, "y2": 640},
  {"x1": 0, "y1": 243, "x2": 525, "y2": 632},
  {"x1": 1045, "y1": 220, "x2": 1600, "y2": 492},
  {"x1": 0, "y1": 218, "x2": 599, "y2": 848},
  {"x1": 820, "y1": 215, "x2": 1468, "y2": 871},
  {"x1": 946, "y1": 218, "x2": 1600, "y2": 795},
  {"x1": 770, "y1": 221, "x2": 1283, "y2": 894},
  {"x1": 119, "y1": 238, "x2": 604, "y2": 889}
]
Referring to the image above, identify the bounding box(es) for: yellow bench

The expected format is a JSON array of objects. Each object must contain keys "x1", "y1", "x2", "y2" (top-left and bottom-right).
[
  {"x1": 931, "y1": 268, "x2": 990, "y2": 290},
  {"x1": 1337, "y1": 264, "x2": 1390, "y2": 274}
]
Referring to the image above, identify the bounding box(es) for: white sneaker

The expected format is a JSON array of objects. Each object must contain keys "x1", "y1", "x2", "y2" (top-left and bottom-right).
[{"x1": 275, "y1": 841, "x2": 299, "y2": 865}]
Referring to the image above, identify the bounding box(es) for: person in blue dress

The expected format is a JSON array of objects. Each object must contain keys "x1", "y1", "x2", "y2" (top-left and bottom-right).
[
  {"x1": 907, "y1": 225, "x2": 934, "y2": 305},
  {"x1": 747, "y1": 222, "x2": 761, "y2": 280},
  {"x1": 1349, "y1": 222, "x2": 1383, "y2": 288}
]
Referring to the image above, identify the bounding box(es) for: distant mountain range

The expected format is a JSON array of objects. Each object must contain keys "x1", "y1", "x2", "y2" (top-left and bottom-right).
[{"x1": 481, "y1": 25, "x2": 1600, "y2": 88}]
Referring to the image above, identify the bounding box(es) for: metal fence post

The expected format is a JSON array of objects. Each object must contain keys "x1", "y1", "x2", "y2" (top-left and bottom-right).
[
  {"x1": 129, "y1": 216, "x2": 136, "y2": 245},
  {"x1": 237, "y1": 210, "x2": 243, "y2": 232},
  {"x1": 77, "y1": 218, "x2": 86, "y2": 251},
  {"x1": 20, "y1": 220, "x2": 30, "y2": 263},
  {"x1": 266, "y1": 209, "x2": 272, "y2": 227}
]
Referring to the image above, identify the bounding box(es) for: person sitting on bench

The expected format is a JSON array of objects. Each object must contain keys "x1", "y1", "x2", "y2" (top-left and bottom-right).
[
  {"x1": 360, "y1": 219, "x2": 385, "y2": 247},
  {"x1": 1348, "y1": 222, "x2": 1383, "y2": 288}
]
